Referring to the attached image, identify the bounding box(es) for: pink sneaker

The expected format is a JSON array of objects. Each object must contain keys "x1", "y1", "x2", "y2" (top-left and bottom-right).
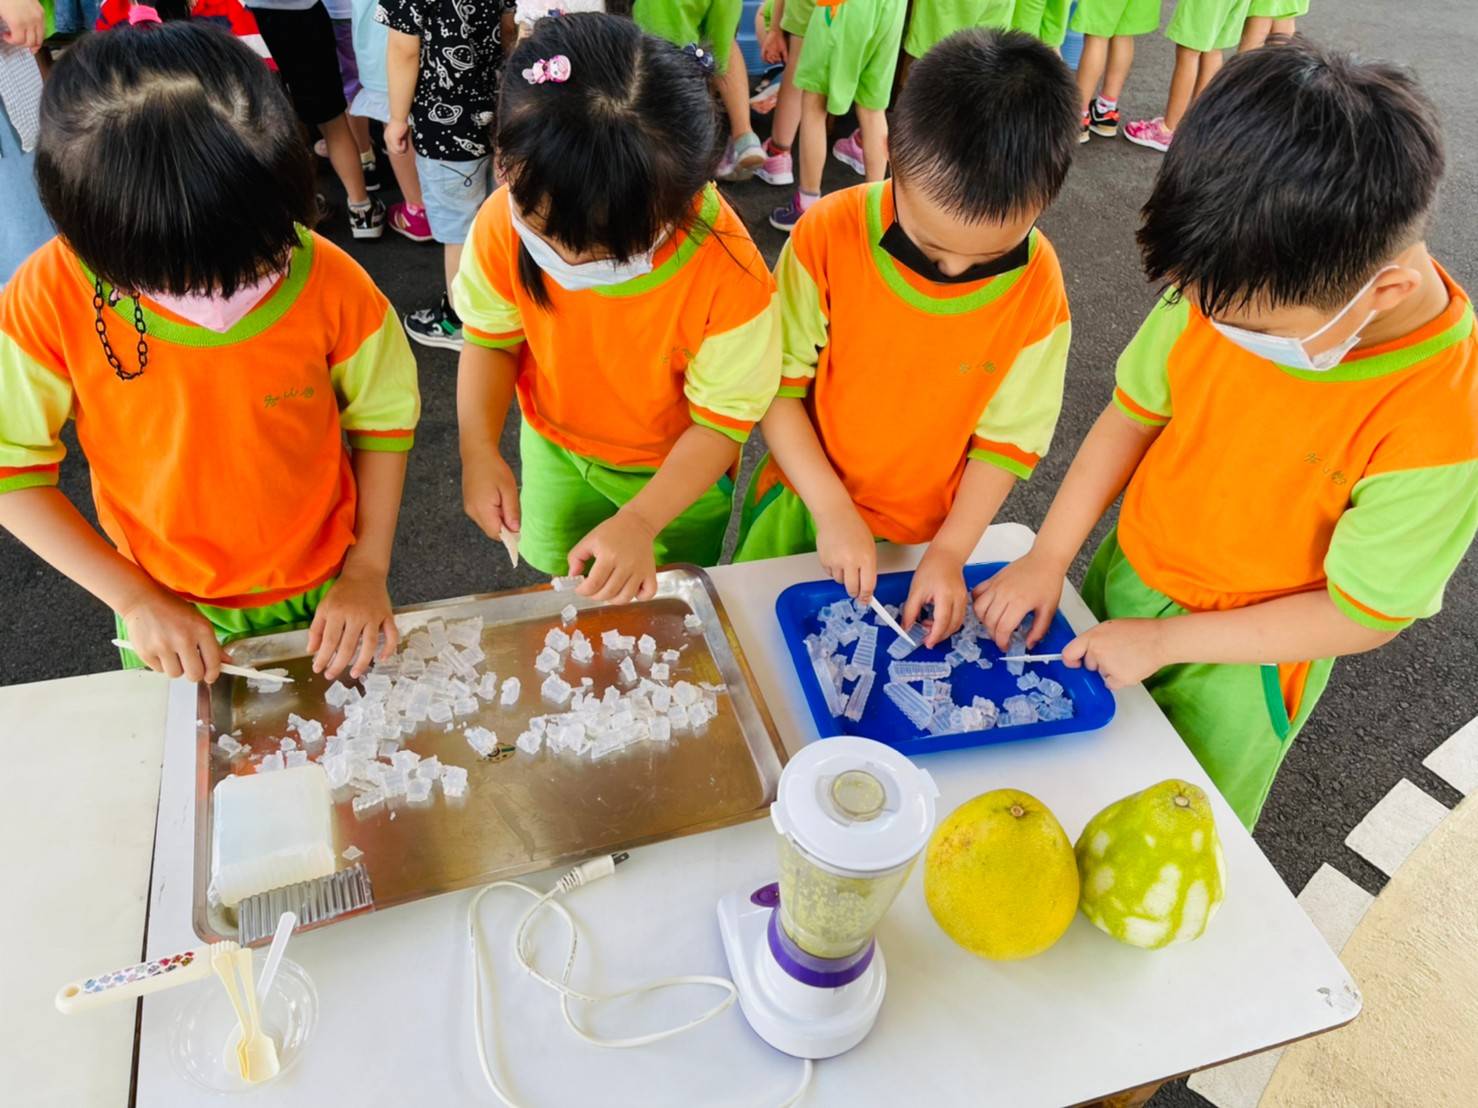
[
  {"x1": 832, "y1": 129, "x2": 865, "y2": 175},
  {"x1": 388, "y1": 201, "x2": 433, "y2": 243},
  {"x1": 756, "y1": 141, "x2": 794, "y2": 186},
  {"x1": 1124, "y1": 116, "x2": 1174, "y2": 152}
]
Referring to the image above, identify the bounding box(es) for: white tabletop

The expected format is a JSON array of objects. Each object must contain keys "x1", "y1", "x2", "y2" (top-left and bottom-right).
[
  {"x1": 0, "y1": 670, "x2": 168, "y2": 1107},
  {"x1": 134, "y1": 524, "x2": 1358, "y2": 1106}
]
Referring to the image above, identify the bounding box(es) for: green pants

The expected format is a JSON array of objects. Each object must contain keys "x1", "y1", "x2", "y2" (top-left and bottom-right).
[
  {"x1": 904, "y1": 0, "x2": 1013, "y2": 58},
  {"x1": 115, "y1": 580, "x2": 334, "y2": 669},
  {"x1": 1166, "y1": 0, "x2": 1252, "y2": 51},
  {"x1": 1070, "y1": 0, "x2": 1161, "y2": 39},
  {"x1": 1009, "y1": 0, "x2": 1071, "y2": 47},
  {"x1": 1081, "y1": 530, "x2": 1334, "y2": 830},
  {"x1": 734, "y1": 479, "x2": 819, "y2": 562},
  {"x1": 794, "y1": 0, "x2": 908, "y2": 114},
  {"x1": 633, "y1": 0, "x2": 743, "y2": 71},
  {"x1": 1245, "y1": 0, "x2": 1306, "y2": 17},
  {"x1": 518, "y1": 420, "x2": 734, "y2": 576}
]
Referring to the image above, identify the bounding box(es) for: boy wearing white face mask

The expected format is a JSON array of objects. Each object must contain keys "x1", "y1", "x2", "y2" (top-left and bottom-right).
[
  {"x1": 975, "y1": 40, "x2": 1478, "y2": 830},
  {"x1": 453, "y1": 16, "x2": 779, "y2": 602}
]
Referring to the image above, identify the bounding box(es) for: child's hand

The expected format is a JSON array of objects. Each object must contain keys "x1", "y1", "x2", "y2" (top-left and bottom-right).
[
  {"x1": 0, "y1": 0, "x2": 46, "y2": 50},
  {"x1": 1061, "y1": 618, "x2": 1166, "y2": 690},
  {"x1": 761, "y1": 27, "x2": 787, "y2": 64},
  {"x1": 902, "y1": 546, "x2": 968, "y2": 648},
  {"x1": 120, "y1": 590, "x2": 229, "y2": 683},
  {"x1": 384, "y1": 118, "x2": 411, "y2": 156},
  {"x1": 973, "y1": 551, "x2": 1066, "y2": 651},
  {"x1": 815, "y1": 503, "x2": 877, "y2": 602},
  {"x1": 569, "y1": 508, "x2": 658, "y2": 604},
  {"x1": 309, "y1": 567, "x2": 398, "y2": 680},
  {"x1": 462, "y1": 451, "x2": 521, "y2": 544}
]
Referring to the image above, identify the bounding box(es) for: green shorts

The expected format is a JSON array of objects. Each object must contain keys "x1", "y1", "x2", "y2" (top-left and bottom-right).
[
  {"x1": 1081, "y1": 529, "x2": 1334, "y2": 831},
  {"x1": 781, "y1": 0, "x2": 818, "y2": 37},
  {"x1": 633, "y1": 0, "x2": 743, "y2": 71},
  {"x1": 903, "y1": 0, "x2": 1012, "y2": 58},
  {"x1": 794, "y1": 0, "x2": 908, "y2": 114},
  {"x1": 1245, "y1": 0, "x2": 1307, "y2": 17},
  {"x1": 734, "y1": 479, "x2": 819, "y2": 562},
  {"x1": 1070, "y1": 0, "x2": 1161, "y2": 39},
  {"x1": 115, "y1": 580, "x2": 335, "y2": 669},
  {"x1": 1009, "y1": 0, "x2": 1071, "y2": 47},
  {"x1": 1166, "y1": 0, "x2": 1252, "y2": 51},
  {"x1": 518, "y1": 420, "x2": 734, "y2": 576}
]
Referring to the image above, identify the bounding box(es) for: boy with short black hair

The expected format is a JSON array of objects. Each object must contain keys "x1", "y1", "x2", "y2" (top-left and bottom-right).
[
  {"x1": 977, "y1": 39, "x2": 1477, "y2": 830},
  {"x1": 740, "y1": 29, "x2": 1078, "y2": 646}
]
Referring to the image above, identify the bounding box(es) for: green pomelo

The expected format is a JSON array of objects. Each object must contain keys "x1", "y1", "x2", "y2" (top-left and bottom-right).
[{"x1": 1075, "y1": 779, "x2": 1225, "y2": 950}]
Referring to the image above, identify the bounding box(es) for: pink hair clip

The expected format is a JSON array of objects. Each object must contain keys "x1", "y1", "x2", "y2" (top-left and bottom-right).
[
  {"x1": 522, "y1": 55, "x2": 572, "y2": 85},
  {"x1": 128, "y1": 3, "x2": 162, "y2": 23}
]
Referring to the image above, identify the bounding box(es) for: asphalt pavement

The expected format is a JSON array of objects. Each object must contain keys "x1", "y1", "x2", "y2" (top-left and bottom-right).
[{"x1": 2, "y1": 4, "x2": 1475, "y2": 1102}]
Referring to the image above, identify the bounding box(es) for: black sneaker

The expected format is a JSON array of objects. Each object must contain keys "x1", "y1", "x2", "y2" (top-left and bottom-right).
[
  {"x1": 1079, "y1": 112, "x2": 1091, "y2": 144},
  {"x1": 404, "y1": 295, "x2": 464, "y2": 350},
  {"x1": 1089, "y1": 99, "x2": 1120, "y2": 138},
  {"x1": 348, "y1": 198, "x2": 385, "y2": 240}
]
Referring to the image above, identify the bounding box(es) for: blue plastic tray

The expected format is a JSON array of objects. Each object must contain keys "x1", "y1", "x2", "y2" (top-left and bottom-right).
[{"x1": 775, "y1": 562, "x2": 1116, "y2": 756}]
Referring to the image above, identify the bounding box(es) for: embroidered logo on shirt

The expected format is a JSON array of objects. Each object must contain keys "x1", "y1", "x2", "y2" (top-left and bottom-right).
[
  {"x1": 264, "y1": 386, "x2": 317, "y2": 408},
  {"x1": 1303, "y1": 451, "x2": 1349, "y2": 487},
  {"x1": 956, "y1": 360, "x2": 999, "y2": 376}
]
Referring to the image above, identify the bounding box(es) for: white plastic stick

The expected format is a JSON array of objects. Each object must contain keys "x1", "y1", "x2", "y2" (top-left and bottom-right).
[
  {"x1": 111, "y1": 639, "x2": 294, "y2": 683},
  {"x1": 256, "y1": 912, "x2": 296, "y2": 1003},
  {"x1": 867, "y1": 596, "x2": 911, "y2": 641},
  {"x1": 1000, "y1": 653, "x2": 1064, "y2": 663}
]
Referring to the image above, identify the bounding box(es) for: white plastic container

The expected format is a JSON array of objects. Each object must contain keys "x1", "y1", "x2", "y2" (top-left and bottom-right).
[{"x1": 212, "y1": 764, "x2": 335, "y2": 907}]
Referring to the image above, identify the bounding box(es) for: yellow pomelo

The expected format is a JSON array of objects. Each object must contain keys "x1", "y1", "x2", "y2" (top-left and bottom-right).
[{"x1": 924, "y1": 788, "x2": 1080, "y2": 961}]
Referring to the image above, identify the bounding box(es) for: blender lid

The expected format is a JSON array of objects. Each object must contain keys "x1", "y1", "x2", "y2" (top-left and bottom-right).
[{"x1": 772, "y1": 737, "x2": 939, "y2": 872}]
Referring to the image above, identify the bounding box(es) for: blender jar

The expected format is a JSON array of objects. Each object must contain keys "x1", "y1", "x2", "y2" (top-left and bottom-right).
[{"x1": 771, "y1": 738, "x2": 939, "y2": 962}]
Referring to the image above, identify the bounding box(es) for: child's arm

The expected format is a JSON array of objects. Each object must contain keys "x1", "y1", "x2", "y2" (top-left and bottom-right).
[
  {"x1": 762, "y1": 395, "x2": 879, "y2": 602},
  {"x1": 568, "y1": 425, "x2": 739, "y2": 603},
  {"x1": 384, "y1": 27, "x2": 420, "y2": 155},
  {"x1": 456, "y1": 342, "x2": 522, "y2": 541},
  {"x1": 0, "y1": 487, "x2": 228, "y2": 680},
  {"x1": 975, "y1": 401, "x2": 1161, "y2": 648},
  {"x1": 1063, "y1": 590, "x2": 1397, "y2": 690},
  {"x1": 761, "y1": 0, "x2": 787, "y2": 63},
  {"x1": 903, "y1": 459, "x2": 1016, "y2": 647},
  {"x1": 308, "y1": 450, "x2": 408, "y2": 680}
]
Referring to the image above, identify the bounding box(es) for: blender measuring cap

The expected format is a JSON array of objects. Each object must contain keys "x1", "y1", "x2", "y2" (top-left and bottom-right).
[{"x1": 772, "y1": 737, "x2": 939, "y2": 873}]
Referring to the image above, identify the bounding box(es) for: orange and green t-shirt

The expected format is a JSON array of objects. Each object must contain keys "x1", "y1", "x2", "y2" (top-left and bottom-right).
[
  {"x1": 1113, "y1": 264, "x2": 1478, "y2": 632},
  {"x1": 0, "y1": 231, "x2": 420, "y2": 608},
  {"x1": 754, "y1": 181, "x2": 1072, "y2": 545},
  {"x1": 452, "y1": 184, "x2": 780, "y2": 470}
]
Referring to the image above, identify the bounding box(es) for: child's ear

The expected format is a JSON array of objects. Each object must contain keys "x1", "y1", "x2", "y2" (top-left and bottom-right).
[{"x1": 1368, "y1": 264, "x2": 1424, "y2": 315}]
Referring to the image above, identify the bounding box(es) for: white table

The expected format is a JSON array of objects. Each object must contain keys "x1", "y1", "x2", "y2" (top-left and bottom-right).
[
  {"x1": 0, "y1": 670, "x2": 168, "y2": 1107},
  {"x1": 125, "y1": 523, "x2": 1357, "y2": 1105}
]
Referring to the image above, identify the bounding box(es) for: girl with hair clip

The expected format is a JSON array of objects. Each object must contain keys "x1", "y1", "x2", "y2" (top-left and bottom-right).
[
  {"x1": 0, "y1": 21, "x2": 420, "y2": 683},
  {"x1": 454, "y1": 13, "x2": 780, "y2": 603}
]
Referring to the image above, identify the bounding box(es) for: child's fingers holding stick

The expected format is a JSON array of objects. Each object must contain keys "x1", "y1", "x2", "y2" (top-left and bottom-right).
[{"x1": 461, "y1": 452, "x2": 521, "y2": 543}]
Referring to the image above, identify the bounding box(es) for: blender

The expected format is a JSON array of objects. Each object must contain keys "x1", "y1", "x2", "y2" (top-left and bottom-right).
[{"x1": 718, "y1": 737, "x2": 938, "y2": 1059}]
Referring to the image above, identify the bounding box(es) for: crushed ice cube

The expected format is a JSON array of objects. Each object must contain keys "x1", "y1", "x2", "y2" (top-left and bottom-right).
[
  {"x1": 683, "y1": 614, "x2": 703, "y2": 634},
  {"x1": 515, "y1": 730, "x2": 542, "y2": 755},
  {"x1": 246, "y1": 668, "x2": 290, "y2": 692},
  {"x1": 545, "y1": 627, "x2": 571, "y2": 652},
  {"x1": 500, "y1": 677, "x2": 521, "y2": 706},
  {"x1": 541, "y1": 674, "x2": 573, "y2": 704},
  {"x1": 637, "y1": 634, "x2": 656, "y2": 656},
  {"x1": 257, "y1": 752, "x2": 285, "y2": 773},
  {"x1": 551, "y1": 574, "x2": 584, "y2": 592},
  {"x1": 570, "y1": 637, "x2": 594, "y2": 664},
  {"x1": 284, "y1": 750, "x2": 308, "y2": 768},
  {"x1": 617, "y1": 657, "x2": 638, "y2": 686},
  {"x1": 649, "y1": 662, "x2": 670, "y2": 683},
  {"x1": 406, "y1": 777, "x2": 433, "y2": 804},
  {"x1": 351, "y1": 790, "x2": 384, "y2": 816},
  {"x1": 342, "y1": 845, "x2": 363, "y2": 862},
  {"x1": 440, "y1": 765, "x2": 468, "y2": 798},
  {"x1": 561, "y1": 604, "x2": 579, "y2": 624},
  {"x1": 466, "y1": 726, "x2": 498, "y2": 758}
]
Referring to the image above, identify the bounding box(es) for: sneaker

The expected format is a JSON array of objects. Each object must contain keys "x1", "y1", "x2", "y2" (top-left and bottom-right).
[
  {"x1": 1124, "y1": 116, "x2": 1174, "y2": 152},
  {"x1": 313, "y1": 138, "x2": 329, "y2": 158},
  {"x1": 769, "y1": 193, "x2": 808, "y2": 234},
  {"x1": 388, "y1": 201, "x2": 434, "y2": 243},
  {"x1": 1079, "y1": 111, "x2": 1091, "y2": 145},
  {"x1": 404, "y1": 295, "x2": 463, "y2": 350},
  {"x1": 716, "y1": 132, "x2": 765, "y2": 182},
  {"x1": 1089, "y1": 98, "x2": 1120, "y2": 138},
  {"x1": 348, "y1": 198, "x2": 385, "y2": 239},
  {"x1": 832, "y1": 129, "x2": 865, "y2": 176},
  {"x1": 755, "y1": 141, "x2": 794, "y2": 186}
]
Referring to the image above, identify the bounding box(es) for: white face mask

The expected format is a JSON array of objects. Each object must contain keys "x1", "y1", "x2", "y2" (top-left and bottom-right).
[
  {"x1": 147, "y1": 269, "x2": 283, "y2": 333},
  {"x1": 1210, "y1": 265, "x2": 1396, "y2": 371},
  {"x1": 509, "y1": 201, "x2": 659, "y2": 291}
]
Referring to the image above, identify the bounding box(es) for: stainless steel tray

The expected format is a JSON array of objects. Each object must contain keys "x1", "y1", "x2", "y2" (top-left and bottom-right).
[{"x1": 192, "y1": 566, "x2": 787, "y2": 943}]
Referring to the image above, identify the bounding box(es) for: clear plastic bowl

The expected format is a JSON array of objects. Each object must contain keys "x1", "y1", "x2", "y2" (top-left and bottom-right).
[{"x1": 169, "y1": 957, "x2": 317, "y2": 1093}]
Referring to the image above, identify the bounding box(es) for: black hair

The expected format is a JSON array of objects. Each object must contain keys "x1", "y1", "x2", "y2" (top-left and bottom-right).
[
  {"x1": 890, "y1": 28, "x2": 1078, "y2": 223},
  {"x1": 1138, "y1": 36, "x2": 1445, "y2": 317},
  {"x1": 497, "y1": 13, "x2": 719, "y2": 306},
  {"x1": 35, "y1": 20, "x2": 316, "y2": 299}
]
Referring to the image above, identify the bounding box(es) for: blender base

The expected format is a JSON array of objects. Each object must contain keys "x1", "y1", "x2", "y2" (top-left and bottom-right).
[{"x1": 717, "y1": 887, "x2": 887, "y2": 1060}]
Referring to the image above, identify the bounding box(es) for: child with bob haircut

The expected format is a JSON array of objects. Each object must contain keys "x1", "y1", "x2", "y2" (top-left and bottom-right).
[{"x1": 0, "y1": 21, "x2": 420, "y2": 682}]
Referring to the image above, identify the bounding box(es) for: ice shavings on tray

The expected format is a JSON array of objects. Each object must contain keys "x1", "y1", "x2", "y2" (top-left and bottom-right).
[{"x1": 805, "y1": 600, "x2": 1073, "y2": 736}]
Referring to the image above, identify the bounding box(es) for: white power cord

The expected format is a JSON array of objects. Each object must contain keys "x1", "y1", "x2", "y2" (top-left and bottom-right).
[{"x1": 468, "y1": 852, "x2": 813, "y2": 1108}]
